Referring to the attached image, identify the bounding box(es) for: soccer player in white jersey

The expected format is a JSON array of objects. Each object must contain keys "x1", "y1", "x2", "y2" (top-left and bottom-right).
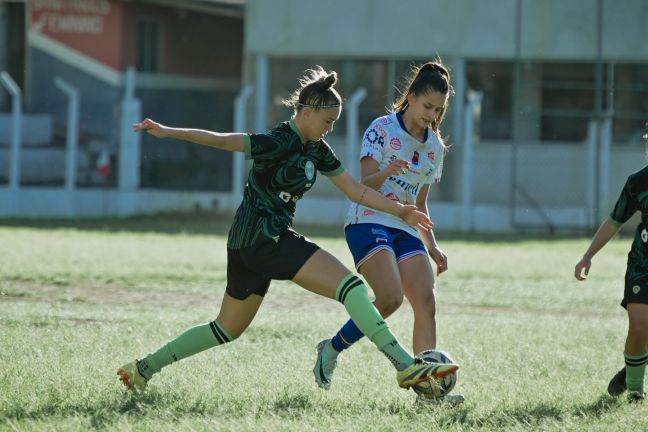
[{"x1": 313, "y1": 61, "x2": 463, "y2": 404}]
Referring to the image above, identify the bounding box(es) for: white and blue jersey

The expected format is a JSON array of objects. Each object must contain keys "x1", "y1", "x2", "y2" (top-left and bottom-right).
[{"x1": 344, "y1": 112, "x2": 445, "y2": 238}]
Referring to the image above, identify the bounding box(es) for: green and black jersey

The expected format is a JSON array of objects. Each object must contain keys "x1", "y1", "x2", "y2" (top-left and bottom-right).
[
  {"x1": 227, "y1": 120, "x2": 345, "y2": 249},
  {"x1": 609, "y1": 165, "x2": 648, "y2": 281}
]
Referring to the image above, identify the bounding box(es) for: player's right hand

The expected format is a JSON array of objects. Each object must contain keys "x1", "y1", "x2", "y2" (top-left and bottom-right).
[
  {"x1": 574, "y1": 257, "x2": 591, "y2": 281},
  {"x1": 133, "y1": 118, "x2": 169, "y2": 139},
  {"x1": 384, "y1": 159, "x2": 411, "y2": 176}
]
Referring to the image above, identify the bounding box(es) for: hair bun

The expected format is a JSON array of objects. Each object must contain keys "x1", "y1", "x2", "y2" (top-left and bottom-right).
[{"x1": 320, "y1": 72, "x2": 338, "y2": 90}]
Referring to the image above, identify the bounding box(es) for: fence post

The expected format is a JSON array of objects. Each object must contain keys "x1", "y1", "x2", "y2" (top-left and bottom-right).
[
  {"x1": 54, "y1": 77, "x2": 80, "y2": 191},
  {"x1": 345, "y1": 88, "x2": 367, "y2": 180},
  {"x1": 232, "y1": 85, "x2": 254, "y2": 200},
  {"x1": 0, "y1": 71, "x2": 22, "y2": 191},
  {"x1": 461, "y1": 91, "x2": 482, "y2": 232}
]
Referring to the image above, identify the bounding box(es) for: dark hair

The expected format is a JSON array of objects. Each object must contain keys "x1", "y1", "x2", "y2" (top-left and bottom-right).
[
  {"x1": 282, "y1": 66, "x2": 342, "y2": 114},
  {"x1": 392, "y1": 60, "x2": 453, "y2": 133}
]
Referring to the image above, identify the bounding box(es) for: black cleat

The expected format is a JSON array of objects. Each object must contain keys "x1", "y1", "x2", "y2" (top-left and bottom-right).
[{"x1": 607, "y1": 367, "x2": 626, "y2": 397}]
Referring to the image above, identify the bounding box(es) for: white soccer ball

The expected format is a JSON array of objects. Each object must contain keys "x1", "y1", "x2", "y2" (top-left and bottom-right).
[{"x1": 413, "y1": 349, "x2": 458, "y2": 399}]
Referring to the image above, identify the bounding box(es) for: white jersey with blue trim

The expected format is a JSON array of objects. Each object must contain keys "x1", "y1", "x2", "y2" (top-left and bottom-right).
[{"x1": 344, "y1": 112, "x2": 445, "y2": 237}]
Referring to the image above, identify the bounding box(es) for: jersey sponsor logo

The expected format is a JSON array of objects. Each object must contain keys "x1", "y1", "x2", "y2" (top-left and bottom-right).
[
  {"x1": 389, "y1": 177, "x2": 421, "y2": 196},
  {"x1": 428, "y1": 151, "x2": 435, "y2": 161},
  {"x1": 385, "y1": 192, "x2": 401, "y2": 202},
  {"x1": 375, "y1": 124, "x2": 387, "y2": 137},
  {"x1": 371, "y1": 228, "x2": 388, "y2": 236},
  {"x1": 363, "y1": 209, "x2": 376, "y2": 216},
  {"x1": 390, "y1": 138, "x2": 402, "y2": 150},
  {"x1": 381, "y1": 117, "x2": 392, "y2": 125},
  {"x1": 412, "y1": 150, "x2": 420, "y2": 165},
  {"x1": 305, "y1": 160, "x2": 315, "y2": 180},
  {"x1": 279, "y1": 191, "x2": 303, "y2": 203},
  {"x1": 366, "y1": 128, "x2": 384, "y2": 147}
]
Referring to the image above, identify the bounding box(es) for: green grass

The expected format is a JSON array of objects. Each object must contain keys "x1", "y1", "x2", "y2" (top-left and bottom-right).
[{"x1": 0, "y1": 214, "x2": 645, "y2": 431}]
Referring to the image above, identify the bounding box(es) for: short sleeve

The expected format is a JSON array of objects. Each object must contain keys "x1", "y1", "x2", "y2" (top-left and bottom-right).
[
  {"x1": 359, "y1": 121, "x2": 386, "y2": 163},
  {"x1": 609, "y1": 177, "x2": 637, "y2": 226},
  {"x1": 245, "y1": 130, "x2": 292, "y2": 161},
  {"x1": 318, "y1": 140, "x2": 345, "y2": 176}
]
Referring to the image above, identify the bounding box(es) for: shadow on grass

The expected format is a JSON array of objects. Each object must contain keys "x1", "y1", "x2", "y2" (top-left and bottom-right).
[{"x1": 0, "y1": 211, "x2": 604, "y2": 241}]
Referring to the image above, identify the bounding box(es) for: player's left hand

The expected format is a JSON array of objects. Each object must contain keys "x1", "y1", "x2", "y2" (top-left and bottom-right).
[
  {"x1": 429, "y1": 247, "x2": 448, "y2": 276},
  {"x1": 399, "y1": 205, "x2": 434, "y2": 230}
]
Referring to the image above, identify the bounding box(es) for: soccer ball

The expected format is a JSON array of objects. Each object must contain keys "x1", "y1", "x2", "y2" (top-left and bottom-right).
[{"x1": 413, "y1": 349, "x2": 458, "y2": 399}]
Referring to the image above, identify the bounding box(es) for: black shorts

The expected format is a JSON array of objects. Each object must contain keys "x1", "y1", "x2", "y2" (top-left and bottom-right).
[
  {"x1": 226, "y1": 229, "x2": 320, "y2": 300},
  {"x1": 621, "y1": 279, "x2": 648, "y2": 308}
]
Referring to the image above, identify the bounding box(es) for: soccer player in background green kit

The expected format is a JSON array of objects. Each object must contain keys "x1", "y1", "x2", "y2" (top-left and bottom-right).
[
  {"x1": 118, "y1": 66, "x2": 458, "y2": 395},
  {"x1": 575, "y1": 129, "x2": 648, "y2": 403}
]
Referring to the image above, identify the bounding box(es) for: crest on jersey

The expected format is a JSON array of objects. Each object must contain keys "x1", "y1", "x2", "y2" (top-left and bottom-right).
[
  {"x1": 412, "y1": 151, "x2": 420, "y2": 165},
  {"x1": 428, "y1": 151, "x2": 435, "y2": 161},
  {"x1": 305, "y1": 160, "x2": 315, "y2": 180}
]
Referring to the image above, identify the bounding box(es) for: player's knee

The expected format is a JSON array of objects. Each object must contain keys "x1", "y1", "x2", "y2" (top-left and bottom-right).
[{"x1": 374, "y1": 291, "x2": 403, "y2": 316}]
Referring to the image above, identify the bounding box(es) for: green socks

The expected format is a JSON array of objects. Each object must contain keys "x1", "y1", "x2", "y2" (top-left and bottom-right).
[
  {"x1": 137, "y1": 320, "x2": 234, "y2": 380},
  {"x1": 336, "y1": 274, "x2": 413, "y2": 371},
  {"x1": 625, "y1": 351, "x2": 648, "y2": 394}
]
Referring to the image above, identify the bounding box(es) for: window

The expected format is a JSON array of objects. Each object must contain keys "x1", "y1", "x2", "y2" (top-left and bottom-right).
[
  {"x1": 137, "y1": 18, "x2": 160, "y2": 73},
  {"x1": 613, "y1": 64, "x2": 648, "y2": 143},
  {"x1": 466, "y1": 61, "x2": 514, "y2": 140}
]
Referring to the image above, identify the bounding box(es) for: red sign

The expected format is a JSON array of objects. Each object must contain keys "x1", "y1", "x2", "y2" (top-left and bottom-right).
[{"x1": 30, "y1": 0, "x2": 124, "y2": 69}]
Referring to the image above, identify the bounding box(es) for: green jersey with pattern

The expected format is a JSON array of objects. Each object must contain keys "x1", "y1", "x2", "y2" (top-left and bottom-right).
[
  {"x1": 227, "y1": 120, "x2": 345, "y2": 249},
  {"x1": 609, "y1": 165, "x2": 648, "y2": 281}
]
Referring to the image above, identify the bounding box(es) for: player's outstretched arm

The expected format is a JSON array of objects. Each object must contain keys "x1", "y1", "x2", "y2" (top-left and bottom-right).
[
  {"x1": 574, "y1": 218, "x2": 621, "y2": 281},
  {"x1": 328, "y1": 170, "x2": 433, "y2": 231},
  {"x1": 133, "y1": 118, "x2": 245, "y2": 152}
]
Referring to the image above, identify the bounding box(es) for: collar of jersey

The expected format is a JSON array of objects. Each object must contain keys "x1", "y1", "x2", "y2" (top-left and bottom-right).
[
  {"x1": 289, "y1": 119, "x2": 307, "y2": 143},
  {"x1": 396, "y1": 111, "x2": 428, "y2": 143}
]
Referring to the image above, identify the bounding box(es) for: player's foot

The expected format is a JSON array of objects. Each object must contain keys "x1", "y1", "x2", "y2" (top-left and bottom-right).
[
  {"x1": 117, "y1": 361, "x2": 147, "y2": 393},
  {"x1": 397, "y1": 358, "x2": 459, "y2": 389},
  {"x1": 415, "y1": 393, "x2": 465, "y2": 407},
  {"x1": 313, "y1": 339, "x2": 337, "y2": 390},
  {"x1": 607, "y1": 367, "x2": 626, "y2": 396},
  {"x1": 627, "y1": 391, "x2": 645, "y2": 403}
]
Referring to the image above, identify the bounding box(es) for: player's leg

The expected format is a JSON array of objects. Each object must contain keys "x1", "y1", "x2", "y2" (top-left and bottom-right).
[
  {"x1": 399, "y1": 254, "x2": 437, "y2": 355},
  {"x1": 624, "y1": 303, "x2": 648, "y2": 401},
  {"x1": 314, "y1": 249, "x2": 403, "y2": 389},
  {"x1": 117, "y1": 248, "x2": 267, "y2": 392},
  {"x1": 292, "y1": 247, "x2": 457, "y2": 389}
]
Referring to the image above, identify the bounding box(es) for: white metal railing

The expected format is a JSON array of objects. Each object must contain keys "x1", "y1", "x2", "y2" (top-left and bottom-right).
[
  {"x1": 54, "y1": 77, "x2": 80, "y2": 191},
  {"x1": 233, "y1": 85, "x2": 254, "y2": 199},
  {"x1": 345, "y1": 88, "x2": 367, "y2": 180},
  {"x1": 0, "y1": 71, "x2": 22, "y2": 190}
]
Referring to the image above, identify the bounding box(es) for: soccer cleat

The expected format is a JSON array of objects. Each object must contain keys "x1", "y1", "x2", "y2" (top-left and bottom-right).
[
  {"x1": 627, "y1": 391, "x2": 645, "y2": 403},
  {"x1": 313, "y1": 339, "x2": 337, "y2": 390},
  {"x1": 397, "y1": 357, "x2": 459, "y2": 389},
  {"x1": 415, "y1": 393, "x2": 465, "y2": 407},
  {"x1": 117, "y1": 361, "x2": 147, "y2": 393},
  {"x1": 607, "y1": 367, "x2": 626, "y2": 396}
]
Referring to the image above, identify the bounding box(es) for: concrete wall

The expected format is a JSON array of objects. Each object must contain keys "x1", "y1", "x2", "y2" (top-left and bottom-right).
[{"x1": 246, "y1": 0, "x2": 648, "y2": 60}]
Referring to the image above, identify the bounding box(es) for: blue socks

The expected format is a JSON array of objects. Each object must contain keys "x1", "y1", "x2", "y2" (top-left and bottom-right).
[{"x1": 331, "y1": 319, "x2": 364, "y2": 352}]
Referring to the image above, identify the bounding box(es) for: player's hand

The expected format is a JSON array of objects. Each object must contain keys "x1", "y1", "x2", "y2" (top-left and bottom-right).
[
  {"x1": 429, "y1": 246, "x2": 448, "y2": 276},
  {"x1": 133, "y1": 118, "x2": 169, "y2": 139},
  {"x1": 399, "y1": 205, "x2": 434, "y2": 230},
  {"x1": 574, "y1": 257, "x2": 591, "y2": 281},
  {"x1": 383, "y1": 159, "x2": 411, "y2": 176}
]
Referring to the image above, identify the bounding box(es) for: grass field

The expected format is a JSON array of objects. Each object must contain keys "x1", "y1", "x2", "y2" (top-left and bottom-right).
[{"x1": 1, "y1": 214, "x2": 646, "y2": 431}]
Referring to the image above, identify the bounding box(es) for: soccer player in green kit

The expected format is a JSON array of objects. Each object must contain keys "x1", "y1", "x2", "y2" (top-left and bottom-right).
[
  {"x1": 575, "y1": 130, "x2": 648, "y2": 402},
  {"x1": 118, "y1": 66, "x2": 458, "y2": 395}
]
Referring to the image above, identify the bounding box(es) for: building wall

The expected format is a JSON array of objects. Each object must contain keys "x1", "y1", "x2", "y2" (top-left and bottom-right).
[{"x1": 246, "y1": 0, "x2": 648, "y2": 60}]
